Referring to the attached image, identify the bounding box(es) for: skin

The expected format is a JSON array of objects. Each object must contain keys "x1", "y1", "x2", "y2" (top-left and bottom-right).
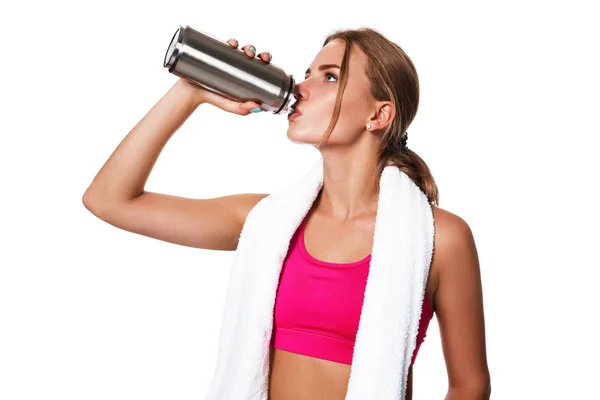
[{"x1": 227, "y1": 38, "x2": 491, "y2": 399}]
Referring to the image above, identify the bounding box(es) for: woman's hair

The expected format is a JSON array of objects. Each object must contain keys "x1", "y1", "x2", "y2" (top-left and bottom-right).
[{"x1": 318, "y1": 28, "x2": 439, "y2": 206}]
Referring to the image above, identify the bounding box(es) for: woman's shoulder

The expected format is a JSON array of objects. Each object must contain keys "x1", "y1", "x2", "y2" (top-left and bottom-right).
[
  {"x1": 430, "y1": 204, "x2": 473, "y2": 241},
  {"x1": 429, "y1": 204, "x2": 479, "y2": 283}
]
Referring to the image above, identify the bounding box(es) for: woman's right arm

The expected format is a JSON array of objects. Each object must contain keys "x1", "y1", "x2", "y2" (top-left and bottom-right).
[{"x1": 83, "y1": 44, "x2": 271, "y2": 250}]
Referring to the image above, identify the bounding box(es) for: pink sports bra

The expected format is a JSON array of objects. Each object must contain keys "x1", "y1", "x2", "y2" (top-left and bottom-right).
[{"x1": 270, "y1": 217, "x2": 434, "y2": 366}]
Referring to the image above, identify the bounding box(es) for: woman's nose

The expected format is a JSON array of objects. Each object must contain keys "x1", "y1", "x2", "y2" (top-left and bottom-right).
[{"x1": 293, "y1": 81, "x2": 306, "y2": 100}]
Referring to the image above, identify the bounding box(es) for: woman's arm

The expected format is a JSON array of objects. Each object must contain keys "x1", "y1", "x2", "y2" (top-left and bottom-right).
[
  {"x1": 82, "y1": 76, "x2": 267, "y2": 250},
  {"x1": 431, "y1": 207, "x2": 491, "y2": 399}
]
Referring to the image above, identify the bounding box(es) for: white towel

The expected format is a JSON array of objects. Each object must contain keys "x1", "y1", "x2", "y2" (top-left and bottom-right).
[{"x1": 204, "y1": 155, "x2": 435, "y2": 400}]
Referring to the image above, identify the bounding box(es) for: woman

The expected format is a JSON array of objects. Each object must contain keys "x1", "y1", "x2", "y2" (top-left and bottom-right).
[{"x1": 83, "y1": 27, "x2": 490, "y2": 399}]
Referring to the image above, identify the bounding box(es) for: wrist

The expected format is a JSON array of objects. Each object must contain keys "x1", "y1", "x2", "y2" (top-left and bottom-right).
[{"x1": 173, "y1": 78, "x2": 205, "y2": 107}]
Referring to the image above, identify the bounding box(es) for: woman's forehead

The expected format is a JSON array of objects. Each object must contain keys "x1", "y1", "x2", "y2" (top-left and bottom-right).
[
  {"x1": 309, "y1": 40, "x2": 368, "y2": 75},
  {"x1": 312, "y1": 40, "x2": 345, "y2": 64}
]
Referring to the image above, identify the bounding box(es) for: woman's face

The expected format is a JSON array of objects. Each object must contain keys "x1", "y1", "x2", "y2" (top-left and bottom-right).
[{"x1": 287, "y1": 39, "x2": 376, "y2": 147}]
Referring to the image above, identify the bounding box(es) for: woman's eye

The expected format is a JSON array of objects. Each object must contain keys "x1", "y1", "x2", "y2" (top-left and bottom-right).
[
  {"x1": 325, "y1": 72, "x2": 338, "y2": 82},
  {"x1": 301, "y1": 73, "x2": 338, "y2": 82}
]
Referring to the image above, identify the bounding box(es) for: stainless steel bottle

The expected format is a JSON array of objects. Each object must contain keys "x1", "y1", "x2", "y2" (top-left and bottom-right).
[{"x1": 163, "y1": 25, "x2": 296, "y2": 114}]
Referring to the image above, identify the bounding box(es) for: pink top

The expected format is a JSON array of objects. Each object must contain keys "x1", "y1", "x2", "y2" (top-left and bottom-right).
[{"x1": 270, "y1": 217, "x2": 434, "y2": 366}]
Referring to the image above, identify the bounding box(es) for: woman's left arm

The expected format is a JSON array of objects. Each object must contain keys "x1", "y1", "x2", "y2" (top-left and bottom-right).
[{"x1": 431, "y1": 208, "x2": 491, "y2": 399}]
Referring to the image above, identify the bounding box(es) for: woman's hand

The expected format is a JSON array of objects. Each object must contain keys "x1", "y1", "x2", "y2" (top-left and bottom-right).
[
  {"x1": 184, "y1": 38, "x2": 274, "y2": 116},
  {"x1": 225, "y1": 38, "x2": 273, "y2": 63}
]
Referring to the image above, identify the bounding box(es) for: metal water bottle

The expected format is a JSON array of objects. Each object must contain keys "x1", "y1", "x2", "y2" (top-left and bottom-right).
[{"x1": 163, "y1": 25, "x2": 296, "y2": 114}]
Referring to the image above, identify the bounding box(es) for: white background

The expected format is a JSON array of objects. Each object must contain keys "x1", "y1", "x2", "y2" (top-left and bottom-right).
[{"x1": 1, "y1": 0, "x2": 598, "y2": 398}]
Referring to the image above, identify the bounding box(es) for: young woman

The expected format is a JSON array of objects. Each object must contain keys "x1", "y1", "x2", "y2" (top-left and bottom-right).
[{"x1": 83, "y1": 28, "x2": 490, "y2": 399}]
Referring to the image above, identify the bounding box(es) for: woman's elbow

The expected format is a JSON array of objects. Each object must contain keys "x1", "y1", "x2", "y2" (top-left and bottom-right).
[{"x1": 446, "y1": 380, "x2": 491, "y2": 400}]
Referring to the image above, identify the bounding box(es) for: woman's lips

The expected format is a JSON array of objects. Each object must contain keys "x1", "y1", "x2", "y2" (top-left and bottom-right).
[
  {"x1": 288, "y1": 112, "x2": 301, "y2": 121},
  {"x1": 287, "y1": 106, "x2": 302, "y2": 121}
]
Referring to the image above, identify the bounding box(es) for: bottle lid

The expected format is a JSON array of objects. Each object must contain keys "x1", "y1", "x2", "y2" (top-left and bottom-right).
[
  {"x1": 271, "y1": 75, "x2": 295, "y2": 115},
  {"x1": 163, "y1": 27, "x2": 183, "y2": 71}
]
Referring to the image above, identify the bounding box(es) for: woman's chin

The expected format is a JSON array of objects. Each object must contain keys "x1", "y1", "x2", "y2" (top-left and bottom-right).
[{"x1": 286, "y1": 129, "x2": 319, "y2": 145}]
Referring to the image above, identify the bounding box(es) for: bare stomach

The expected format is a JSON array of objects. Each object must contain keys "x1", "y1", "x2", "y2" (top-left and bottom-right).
[
  {"x1": 268, "y1": 348, "x2": 351, "y2": 400},
  {"x1": 267, "y1": 348, "x2": 415, "y2": 400}
]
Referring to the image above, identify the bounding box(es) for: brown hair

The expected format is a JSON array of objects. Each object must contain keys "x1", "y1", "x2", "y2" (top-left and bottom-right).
[{"x1": 317, "y1": 28, "x2": 440, "y2": 206}]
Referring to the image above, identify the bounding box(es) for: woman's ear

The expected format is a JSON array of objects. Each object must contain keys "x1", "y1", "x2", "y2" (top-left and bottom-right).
[
  {"x1": 376, "y1": 101, "x2": 395, "y2": 129},
  {"x1": 367, "y1": 101, "x2": 395, "y2": 131}
]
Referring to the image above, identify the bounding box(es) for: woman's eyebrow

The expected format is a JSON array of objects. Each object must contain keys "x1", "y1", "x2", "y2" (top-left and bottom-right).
[{"x1": 305, "y1": 64, "x2": 341, "y2": 75}]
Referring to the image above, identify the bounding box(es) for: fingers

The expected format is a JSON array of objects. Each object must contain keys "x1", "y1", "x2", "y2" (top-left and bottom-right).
[
  {"x1": 217, "y1": 96, "x2": 262, "y2": 116},
  {"x1": 240, "y1": 44, "x2": 257, "y2": 58},
  {"x1": 257, "y1": 51, "x2": 272, "y2": 63},
  {"x1": 227, "y1": 38, "x2": 272, "y2": 63},
  {"x1": 239, "y1": 101, "x2": 263, "y2": 115},
  {"x1": 226, "y1": 38, "x2": 239, "y2": 48}
]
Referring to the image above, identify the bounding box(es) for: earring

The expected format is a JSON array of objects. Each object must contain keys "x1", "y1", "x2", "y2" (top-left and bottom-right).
[{"x1": 366, "y1": 123, "x2": 372, "y2": 130}]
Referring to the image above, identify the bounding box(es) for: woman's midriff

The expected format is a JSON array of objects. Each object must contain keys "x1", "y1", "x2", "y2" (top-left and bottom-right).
[{"x1": 268, "y1": 348, "x2": 353, "y2": 400}]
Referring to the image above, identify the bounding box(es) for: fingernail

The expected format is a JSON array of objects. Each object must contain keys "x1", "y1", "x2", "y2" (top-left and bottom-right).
[
  {"x1": 265, "y1": 51, "x2": 271, "y2": 58},
  {"x1": 250, "y1": 108, "x2": 262, "y2": 113},
  {"x1": 249, "y1": 46, "x2": 256, "y2": 54}
]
